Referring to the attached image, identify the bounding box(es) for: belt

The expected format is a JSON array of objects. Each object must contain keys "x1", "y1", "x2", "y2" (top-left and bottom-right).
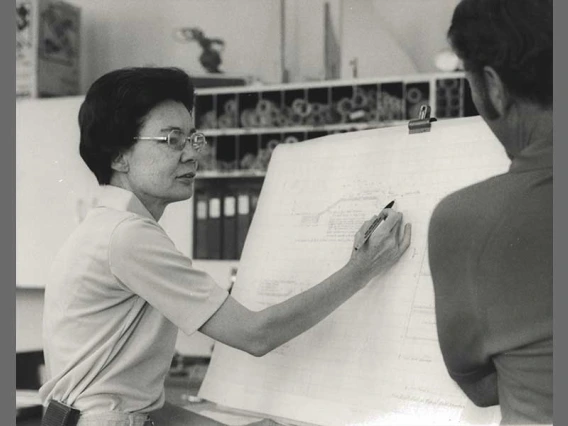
[{"x1": 42, "y1": 400, "x2": 155, "y2": 426}]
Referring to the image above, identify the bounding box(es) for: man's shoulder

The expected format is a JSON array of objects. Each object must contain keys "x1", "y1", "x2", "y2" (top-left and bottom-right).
[
  {"x1": 429, "y1": 173, "x2": 516, "y2": 248},
  {"x1": 432, "y1": 176, "x2": 501, "y2": 221}
]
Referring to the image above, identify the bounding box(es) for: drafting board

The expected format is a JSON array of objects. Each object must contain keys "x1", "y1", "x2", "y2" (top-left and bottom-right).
[{"x1": 199, "y1": 116, "x2": 510, "y2": 426}]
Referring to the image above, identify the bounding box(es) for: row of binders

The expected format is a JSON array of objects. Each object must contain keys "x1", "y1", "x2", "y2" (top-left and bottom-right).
[{"x1": 193, "y1": 186, "x2": 261, "y2": 260}]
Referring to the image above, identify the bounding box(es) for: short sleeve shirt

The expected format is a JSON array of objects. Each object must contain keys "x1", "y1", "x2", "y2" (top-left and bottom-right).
[{"x1": 39, "y1": 186, "x2": 229, "y2": 414}]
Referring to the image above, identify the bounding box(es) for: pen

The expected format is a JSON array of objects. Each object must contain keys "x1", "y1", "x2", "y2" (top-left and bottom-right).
[{"x1": 354, "y1": 200, "x2": 395, "y2": 251}]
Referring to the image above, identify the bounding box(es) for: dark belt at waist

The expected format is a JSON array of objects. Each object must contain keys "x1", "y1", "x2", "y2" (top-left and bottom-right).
[{"x1": 41, "y1": 400, "x2": 155, "y2": 426}]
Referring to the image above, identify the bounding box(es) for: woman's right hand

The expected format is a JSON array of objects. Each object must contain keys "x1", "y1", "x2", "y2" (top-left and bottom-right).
[{"x1": 349, "y1": 209, "x2": 412, "y2": 282}]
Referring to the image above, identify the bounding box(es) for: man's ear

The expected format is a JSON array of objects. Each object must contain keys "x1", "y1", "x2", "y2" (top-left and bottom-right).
[
  {"x1": 483, "y1": 66, "x2": 511, "y2": 115},
  {"x1": 110, "y1": 152, "x2": 129, "y2": 173}
]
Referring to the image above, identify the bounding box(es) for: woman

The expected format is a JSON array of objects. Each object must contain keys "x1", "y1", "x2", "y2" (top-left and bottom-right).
[{"x1": 39, "y1": 67, "x2": 411, "y2": 426}]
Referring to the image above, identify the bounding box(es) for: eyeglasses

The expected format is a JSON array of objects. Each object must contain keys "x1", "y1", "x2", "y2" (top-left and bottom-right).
[{"x1": 134, "y1": 129, "x2": 207, "y2": 152}]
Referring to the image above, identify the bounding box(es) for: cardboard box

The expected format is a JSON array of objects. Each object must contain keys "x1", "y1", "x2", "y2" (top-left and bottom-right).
[{"x1": 16, "y1": 0, "x2": 81, "y2": 98}]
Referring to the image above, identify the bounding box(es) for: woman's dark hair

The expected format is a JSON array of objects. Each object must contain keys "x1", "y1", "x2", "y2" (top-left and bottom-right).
[
  {"x1": 448, "y1": 0, "x2": 552, "y2": 107},
  {"x1": 79, "y1": 67, "x2": 195, "y2": 184}
]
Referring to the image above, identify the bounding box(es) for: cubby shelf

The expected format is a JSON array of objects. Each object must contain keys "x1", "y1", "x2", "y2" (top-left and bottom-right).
[
  {"x1": 192, "y1": 72, "x2": 478, "y2": 261},
  {"x1": 194, "y1": 71, "x2": 477, "y2": 178}
]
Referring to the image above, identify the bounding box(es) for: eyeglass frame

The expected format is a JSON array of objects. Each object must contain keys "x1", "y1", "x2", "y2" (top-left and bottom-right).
[{"x1": 133, "y1": 129, "x2": 208, "y2": 152}]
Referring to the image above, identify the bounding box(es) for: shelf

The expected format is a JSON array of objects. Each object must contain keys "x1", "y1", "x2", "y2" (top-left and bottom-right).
[
  {"x1": 194, "y1": 71, "x2": 468, "y2": 95},
  {"x1": 191, "y1": 72, "x2": 479, "y2": 261},
  {"x1": 202, "y1": 121, "x2": 407, "y2": 137}
]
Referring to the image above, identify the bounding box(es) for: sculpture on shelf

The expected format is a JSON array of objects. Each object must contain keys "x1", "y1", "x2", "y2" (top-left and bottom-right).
[{"x1": 174, "y1": 27, "x2": 225, "y2": 73}]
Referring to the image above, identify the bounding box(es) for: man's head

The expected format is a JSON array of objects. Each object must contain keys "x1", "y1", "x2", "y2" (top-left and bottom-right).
[
  {"x1": 448, "y1": 0, "x2": 552, "y2": 143},
  {"x1": 79, "y1": 67, "x2": 195, "y2": 185}
]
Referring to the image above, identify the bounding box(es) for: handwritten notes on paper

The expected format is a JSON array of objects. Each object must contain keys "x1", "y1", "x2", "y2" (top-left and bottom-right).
[{"x1": 199, "y1": 117, "x2": 509, "y2": 425}]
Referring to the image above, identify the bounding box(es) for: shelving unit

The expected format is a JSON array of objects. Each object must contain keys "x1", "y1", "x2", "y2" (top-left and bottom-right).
[
  {"x1": 191, "y1": 71, "x2": 477, "y2": 260},
  {"x1": 194, "y1": 71, "x2": 476, "y2": 178}
]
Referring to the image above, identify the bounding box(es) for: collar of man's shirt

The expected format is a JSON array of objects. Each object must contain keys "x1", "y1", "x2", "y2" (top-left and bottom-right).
[
  {"x1": 95, "y1": 185, "x2": 155, "y2": 221},
  {"x1": 509, "y1": 136, "x2": 552, "y2": 174}
]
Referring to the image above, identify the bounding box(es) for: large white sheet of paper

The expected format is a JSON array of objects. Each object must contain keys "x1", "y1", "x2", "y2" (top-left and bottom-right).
[{"x1": 199, "y1": 116, "x2": 510, "y2": 426}]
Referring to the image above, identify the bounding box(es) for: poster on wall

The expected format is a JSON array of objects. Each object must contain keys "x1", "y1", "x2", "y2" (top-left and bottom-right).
[
  {"x1": 38, "y1": 2, "x2": 80, "y2": 67},
  {"x1": 16, "y1": 1, "x2": 36, "y2": 97}
]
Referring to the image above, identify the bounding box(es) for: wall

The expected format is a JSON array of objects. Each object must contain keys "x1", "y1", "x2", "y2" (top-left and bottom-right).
[
  {"x1": 16, "y1": 289, "x2": 45, "y2": 352},
  {"x1": 340, "y1": 0, "x2": 459, "y2": 78},
  {"x1": 57, "y1": 0, "x2": 458, "y2": 91},
  {"x1": 64, "y1": 0, "x2": 283, "y2": 92},
  {"x1": 283, "y1": 0, "x2": 342, "y2": 82}
]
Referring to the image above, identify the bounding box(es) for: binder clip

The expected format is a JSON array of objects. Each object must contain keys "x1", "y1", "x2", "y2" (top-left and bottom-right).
[{"x1": 408, "y1": 105, "x2": 437, "y2": 134}]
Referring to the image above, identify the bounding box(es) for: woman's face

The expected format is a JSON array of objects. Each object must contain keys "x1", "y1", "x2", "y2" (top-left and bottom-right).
[{"x1": 119, "y1": 99, "x2": 199, "y2": 218}]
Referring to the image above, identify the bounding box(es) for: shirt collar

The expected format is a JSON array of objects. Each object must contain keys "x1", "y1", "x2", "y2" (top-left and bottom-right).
[
  {"x1": 96, "y1": 185, "x2": 155, "y2": 221},
  {"x1": 509, "y1": 135, "x2": 553, "y2": 174}
]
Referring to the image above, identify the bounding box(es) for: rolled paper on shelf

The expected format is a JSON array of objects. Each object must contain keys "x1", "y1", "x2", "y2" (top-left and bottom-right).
[
  {"x1": 324, "y1": 108, "x2": 340, "y2": 124},
  {"x1": 449, "y1": 88, "x2": 461, "y2": 98},
  {"x1": 256, "y1": 99, "x2": 274, "y2": 114},
  {"x1": 240, "y1": 153, "x2": 257, "y2": 170},
  {"x1": 224, "y1": 99, "x2": 237, "y2": 114},
  {"x1": 247, "y1": 150, "x2": 263, "y2": 171},
  {"x1": 199, "y1": 110, "x2": 217, "y2": 129},
  {"x1": 217, "y1": 115, "x2": 228, "y2": 129},
  {"x1": 406, "y1": 87, "x2": 423, "y2": 104},
  {"x1": 367, "y1": 109, "x2": 380, "y2": 122},
  {"x1": 249, "y1": 112, "x2": 262, "y2": 128},
  {"x1": 217, "y1": 114, "x2": 235, "y2": 129},
  {"x1": 440, "y1": 88, "x2": 456, "y2": 102},
  {"x1": 240, "y1": 109, "x2": 250, "y2": 127},
  {"x1": 311, "y1": 112, "x2": 326, "y2": 126},
  {"x1": 351, "y1": 90, "x2": 368, "y2": 109},
  {"x1": 338, "y1": 111, "x2": 349, "y2": 124},
  {"x1": 269, "y1": 109, "x2": 281, "y2": 126},
  {"x1": 257, "y1": 148, "x2": 272, "y2": 170},
  {"x1": 337, "y1": 98, "x2": 353, "y2": 115},
  {"x1": 195, "y1": 144, "x2": 215, "y2": 170},
  {"x1": 284, "y1": 136, "x2": 299, "y2": 144},
  {"x1": 289, "y1": 112, "x2": 304, "y2": 126},
  {"x1": 274, "y1": 113, "x2": 288, "y2": 127},
  {"x1": 267, "y1": 139, "x2": 280, "y2": 151},
  {"x1": 310, "y1": 103, "x2": 324, "y2": 115},
  {"x1": 240, "y1": 109, "x2": 255, "y2": 127},
  {"x1": 292, "y1": 99, "x2": 312, "y2": 117},
  {"x1": 219, "y1": 160, "x2": 234, "y2": 171},
  {"x1": 257, "y1": 112, "x2": 272, "y2": 127},
  {"x1": 439, "y1": 78, "x2": 459, "y2": 89}
]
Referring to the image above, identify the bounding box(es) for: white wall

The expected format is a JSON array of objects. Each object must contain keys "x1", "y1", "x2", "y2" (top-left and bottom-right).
[
  {"x1": 16, "y1": 289, "x2": 45, "y2": 352},
  {"x1": 340, "y1": 0, "x2": 459, "y2": 78},
  {"x1": 283, "y1": 0, "x2": 342, "y2": 82},
  {"x1": 64, "y1": 0, "x2": 283, "y2": 92},
  {"x1": 16, "y1": 97, "x2": 97, "y2": 289},
  {"x1": 58, "y1": 0, "x2": 458, "y2": 91}
]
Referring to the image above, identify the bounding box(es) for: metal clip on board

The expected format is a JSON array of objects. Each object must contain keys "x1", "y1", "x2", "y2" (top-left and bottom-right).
[{"x1": 408, "y1": 105, "x2": 437, "y2": 134}]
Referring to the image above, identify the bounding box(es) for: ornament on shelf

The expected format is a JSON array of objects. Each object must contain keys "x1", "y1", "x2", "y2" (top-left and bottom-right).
[{"x1": 174, "y1": 27, "x2": 225, "y2": 74}]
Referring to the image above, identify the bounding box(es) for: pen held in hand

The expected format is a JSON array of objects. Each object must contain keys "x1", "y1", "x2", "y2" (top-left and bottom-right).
[{"x1": 354, "y1": 200, "x2": 395, "y2": 251}]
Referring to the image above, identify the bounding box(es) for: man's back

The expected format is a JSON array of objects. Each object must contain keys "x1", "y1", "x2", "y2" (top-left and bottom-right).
[{"x1": 429, "y1": 139, "x2": 552, "y2": 424}]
